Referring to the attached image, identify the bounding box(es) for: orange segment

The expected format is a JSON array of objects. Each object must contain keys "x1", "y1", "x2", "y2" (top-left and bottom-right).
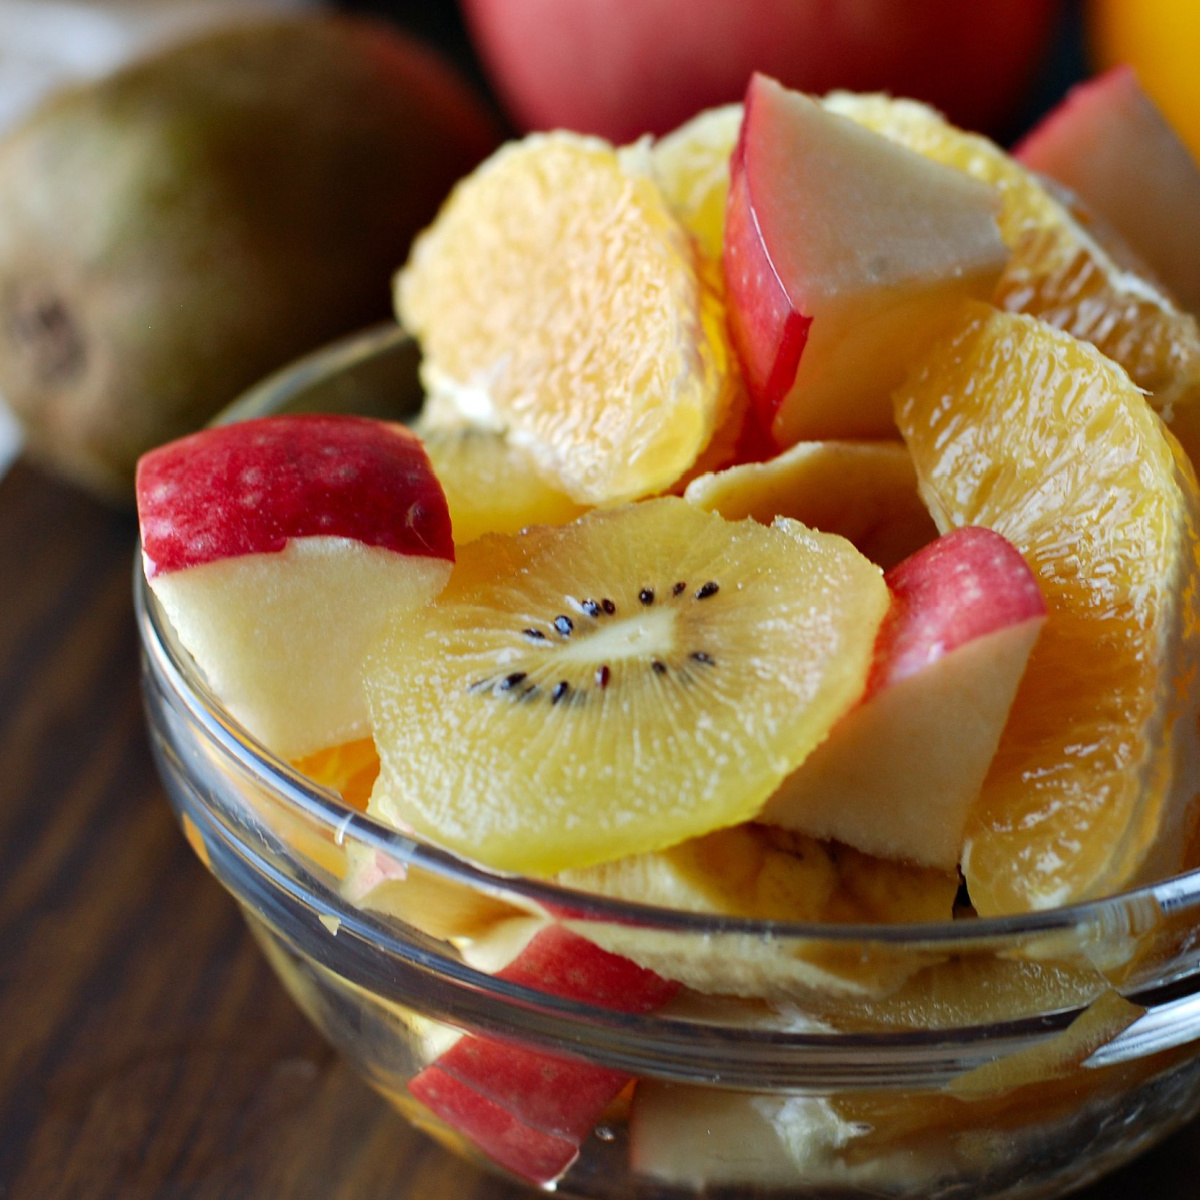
[
  {"x1": 645, "y1": 104, "x2": 743, "y2": 264},
  {"x1": 294, "y1": 736, "x2": 380, "y2": 812},
  {"x1": 236, "y1": 738, "x2": 384, "y2": 884},
  {"x1": 896, "y1": 304, "x2": 1200, "y2": 914},
  {"x1": 395, "y1": 133, "x2": 738, "y2": 505},
  {"x1": 666, "y1": 382, "x2": 755, "y2": 488},
  {"x1": 558, "y1": 826, "x2": 954, "y2": 999},
  {"x1": 684, "y1": 440, "x2": 936, "y2": 569},
  {"x1": 826, "y1": 92, "x2": 1200, "y2": 471},
  {"x1": 640, "y1": 108, "x2": 766, "y2": 480},
  {"x1": 561, "y1": 826, "x2": 955, "y2": 926},
  {"x1": 417, "y1": 421, "x2": 587, "y2": 543}
]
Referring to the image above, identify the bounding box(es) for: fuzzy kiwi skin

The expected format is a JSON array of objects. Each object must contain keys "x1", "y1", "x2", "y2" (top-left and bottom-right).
[{"x1": 0, "y1": 15, "x2": 498, "y2": 503}]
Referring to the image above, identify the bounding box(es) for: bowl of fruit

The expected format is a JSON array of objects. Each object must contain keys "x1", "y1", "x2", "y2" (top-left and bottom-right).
[{"x1": 136, "y1": 73, "x2": 1200, "y2": 1198}]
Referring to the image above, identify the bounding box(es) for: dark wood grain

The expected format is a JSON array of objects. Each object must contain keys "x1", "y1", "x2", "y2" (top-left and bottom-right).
[
  {"x1": 0, "y1": 461, "x2": 524, "y2": 1200},
  {"x1": 1, "y1": 455, "x2": 1199, "y2": 1200}
]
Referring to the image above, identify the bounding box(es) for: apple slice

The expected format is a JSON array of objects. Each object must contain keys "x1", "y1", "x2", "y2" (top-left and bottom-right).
[
  {"x1": 723, "y1": 74, "x2": 1007, "y2": 447},
  {"x1": 407, "y1": 1068, "x2": 580, "y2": 1183},
  {"x1": 761, "y1": 527, "x2": 1046, "y2": 870},
  {"x1": 407, "y1": 919, "x2": 678, "y2": 1184},
  {"x1": 1016, "y1": 67, "x2": 1200, "y2": 315},
  {"x1": 137, "y1": 414, "x2": 453, "y2": 759}
]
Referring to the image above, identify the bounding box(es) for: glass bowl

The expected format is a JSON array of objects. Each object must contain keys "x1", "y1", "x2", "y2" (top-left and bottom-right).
[{"x1": 138, "y1": 323, "x2": 1200, "y2": 1199}]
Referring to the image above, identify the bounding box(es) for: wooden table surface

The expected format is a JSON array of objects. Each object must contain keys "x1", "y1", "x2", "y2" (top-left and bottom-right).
[{"x1": 3, "y1": 456, "x2": 1200, "y2": 1200}]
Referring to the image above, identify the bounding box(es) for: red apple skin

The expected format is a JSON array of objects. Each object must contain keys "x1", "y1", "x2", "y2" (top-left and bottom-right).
[
  {"x1": 462, "y1": 0, "x2": 1059, "y2": 142},
  {"x1": 760, "y1": 526, "x2": 1046, "y2": 869},
  {"x1": 434, "y1": 1037, "x2": 630, "y2": 1143},
  {"x1": 723, "y1": 75, "x2": 1006, "y2": 446},
  {"x1": 493, "y1": 922, "x2": 679, "y2": 1010},
  {"x1": 723, "y1": 102, "x2": 813, "y2": 426},
  {"x1": 136, "y1": 415, "x2": 454, "y2": 576},
  {"x1": 868, "y1": 526, "x2": 1047, "y2": 695},
  {"x1": 408, "y1": 1067, "x2": 580, "y2": 1183},
  {"x1": 1015, "y1": 66, "x2": 1200, "y2": 315},
  {"x1": 408, "y1": 924, "x2": 678, "y2": 1183}
]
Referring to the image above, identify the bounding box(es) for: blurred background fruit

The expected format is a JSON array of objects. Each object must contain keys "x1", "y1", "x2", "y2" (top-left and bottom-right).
[
  {"x1": 1015, "y1": 66, "x2": 1200, "y2": 315},
  {"x1": 0, "y1": 12, "x2": 497, "y2": 501},
  {"x1": 460, "y1": 0, "x2": 1064, "y2": 142},
  {"x1": 4, "y1": 0, "x2": 1199, "y2": 499},
  {"x1": 0, "y1": 0, "x2": 313, "y2": 129},
  {"x1": 1089, "y1": 0, "x2": 1200, "y2": 163},
  {"x1": 0, "y1": 0, "x2": 316, "y2": 478}
]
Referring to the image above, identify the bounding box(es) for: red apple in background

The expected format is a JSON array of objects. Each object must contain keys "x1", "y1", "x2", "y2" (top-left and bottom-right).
[
  {"x1": 408, "y1": 920, "x2": 678, "y2": 1184},
  {"x1": 137, "y1": 414, "x2": 454, "y2": 759},
  {"x1": 461, "y1": 0, "x2": 1061, "y2": 143},
  {"x1": 1016, "y1": 66, "x2": 1200, "y2": 315},
  {"x1": 723, "y1": 75, "x2": 1007, "y2": 447},
  {"x1": 761, "y1": 527, "x2": 1046, "y2": 871}
]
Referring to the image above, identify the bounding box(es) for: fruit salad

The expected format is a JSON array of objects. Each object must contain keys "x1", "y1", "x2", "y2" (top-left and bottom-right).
[{"x1": 137, "y1": 72, "x2": 1200, "y2": 1193}]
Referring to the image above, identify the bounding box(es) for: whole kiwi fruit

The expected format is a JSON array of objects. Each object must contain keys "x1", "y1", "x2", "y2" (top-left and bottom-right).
[{"x1": 0, "y1": 15, "x2": 497, "y2": 501}]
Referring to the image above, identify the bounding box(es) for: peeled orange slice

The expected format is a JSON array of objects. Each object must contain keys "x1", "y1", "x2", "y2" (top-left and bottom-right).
[
  {"x1": 646, "y1": 104, "x2": 743, "y2": 264},
  {"x1": 294, "y1": 736, "x2": 380, "y2": 812},
  {"x1": 685, "y1": 440, "x2": 936, "y2": 570},
  {"x1": 560, "y1": 825, "x2": 840, "y2": 924},
  {"x1": 826, "y1": 92, "x2": 1200, "y2": 470},
  {"x1": 364, "y1": 498, "x2": 887, "y2": 876},
  {"x1": 558, "y1": 826, "x2": 955, "y2": 999},
  {"x1": 640, "y1": 108, "x2": 766, "y2": 478},
  {"x1": 562, "y1": 826, "x2": 955, "y2": 926},
  {"x1": 396, "y1": 133, "x2": 738, "y2": 505},
  {"x1": 896, "y1": 304, "x2": 1200, "y2": 914},
  {"x1": 417, "y1": 421, "x2": 587, "y2": 544}
]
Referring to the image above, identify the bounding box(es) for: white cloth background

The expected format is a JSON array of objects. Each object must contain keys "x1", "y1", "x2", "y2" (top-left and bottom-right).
[{"x1": 0, "y1": 0, "x2": 315, "y2": 481}]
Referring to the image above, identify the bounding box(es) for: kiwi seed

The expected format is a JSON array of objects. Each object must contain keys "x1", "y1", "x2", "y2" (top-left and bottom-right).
[{"x1": 462, "y1": 577, "x2": 729, "y2": 706}]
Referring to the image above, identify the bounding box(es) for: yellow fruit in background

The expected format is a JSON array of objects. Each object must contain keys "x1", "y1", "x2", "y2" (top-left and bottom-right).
[
  {"x1": 396, "y1": 133, "x2": 739, "y2": 505},
  {"x1": 1090, "y1": 0, "x2": 1200, "y2": 165},
  {"x1": 897, "y1": 304, "x2": 1200, "y2": 915}
]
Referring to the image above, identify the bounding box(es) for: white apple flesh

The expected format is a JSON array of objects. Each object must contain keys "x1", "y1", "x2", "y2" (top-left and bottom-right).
[
  {"x1": 761, "y1": 527, "x2": 1046, "y2": 871},
  {"x1": 137, "y1": 414, "x2": 454, "y2": 760},
  {"x1": 1017, "y1": 67, "x2": 1200, "y2": 315},
  {"x1": 723, "y1": 74, "x2": 1008, "y2": 447}
]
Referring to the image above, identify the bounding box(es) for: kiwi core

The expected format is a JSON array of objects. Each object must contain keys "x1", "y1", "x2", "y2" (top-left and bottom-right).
[{"x1": 555, "y1": 606, "x2": 677, "y2": 664}]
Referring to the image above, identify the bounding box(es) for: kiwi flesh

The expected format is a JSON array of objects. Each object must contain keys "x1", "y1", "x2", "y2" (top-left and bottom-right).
[{"x1": 365, "y1": 498, "x2": 889, "y2": 876}]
